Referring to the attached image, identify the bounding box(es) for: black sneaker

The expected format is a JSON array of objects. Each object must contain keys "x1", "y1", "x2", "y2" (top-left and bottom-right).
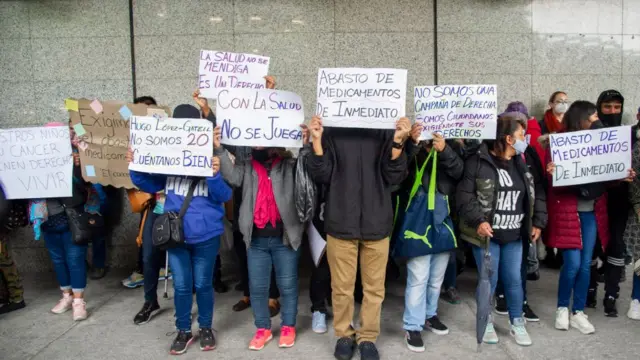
[
  {"x1": 334, "y1": 336, "x2": 356, "y2": 360},
  {"x1": 358, "y1": 341, "x2": 380, "y2": 360},
  {"x1": 199, "y1": 328, "x2": 216, "y2": 351},
  {"x1": 405, "y1": 330, "x2": 425, "y2": 352},
  {"x1": 0, "y1": 300, "x2": 26, "y2": 315},
  {"x1": 170, "y1": 330, "x2": 194, "y2": 355},
  {"x1": 425, "y1": 315, "x2": 449, "y2": 335},
  {"x1": 586, "y1": 289, "x2": 597, "y2": 308},
  {"x1": 604, "y1": 296, "x2": 618, "y2": 317},
  {"x1": 133, "y1": 301, "x2": 160, "y2": 325},
  {"x1": 522, "y1": 302, "x2": 539, "y2": 322},
  {"x1": 494, "y1": 295, "x2": 508, "y2": 315}
]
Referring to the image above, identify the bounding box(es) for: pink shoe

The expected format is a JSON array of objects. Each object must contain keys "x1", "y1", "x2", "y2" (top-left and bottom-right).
[
  {"x1": 72, "y1": 298, "x2": 87, "y2": 321},
  {"x1": 51, "y1": 293, "x2": 73, "y2": 314}
]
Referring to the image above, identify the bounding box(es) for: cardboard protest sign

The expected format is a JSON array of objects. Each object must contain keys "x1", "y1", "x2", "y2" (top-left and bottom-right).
[
  {"x1": 198, "y1": 50, "x2": 270, "y2": 99},
  {"x1": 316, "y1": 68, "x2": 407, "y2": 129},
  {"x1": 550, "y1": 125, "x2": 631, "y2": 186},
  {"x1": 68, "y1": 98, "x2": 171, "y2": 188},
  {"x1": 216, "y1": 88, "x2": 305, "y2": 148},
  {"x1": 414, "y1": 85, "x2": 498, "y2": 140},
  {"x1": 129, "y1": 116, "x2": 214, "y2": 177},
  {"x1": 0, "y1": 126, "x2": 73, "y2": 199}
]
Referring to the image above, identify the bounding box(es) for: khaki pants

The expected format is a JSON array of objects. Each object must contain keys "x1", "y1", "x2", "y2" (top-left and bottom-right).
[{"x1": 326, "y1": 235, "x2": 389, "y2": 343}]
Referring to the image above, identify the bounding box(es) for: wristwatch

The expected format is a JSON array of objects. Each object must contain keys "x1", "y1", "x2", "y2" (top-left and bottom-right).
[{"x1": 392, "y1": 141, "x2": 405, "y2": 149}]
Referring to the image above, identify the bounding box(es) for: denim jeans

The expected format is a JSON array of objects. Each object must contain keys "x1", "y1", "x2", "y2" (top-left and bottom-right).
[
  {"x1": 403, "y1": 252, "x2": 450, "y2": 331},
  {"x1": 142, "y1": 211, "x2": 162, "y2": 303},
  {"x1": 441, "y1": 251, "x2": 457, "y2": 290},
  {"x1": 558, "y1": 212, "x2": 597, "y2": 312},
  {"x1": 633, "y1": 273, "x2": 640, "y2": 301},
  {"x1": 91, "y1": 235, "x2": 107, "y2": 269},
  {"x1": 472, "y1": 239, "x2": 523, "y2": 322},
  {"x1": 248, "y1": 236, "x2": 300, "y2": 329},
  {"x1": 496, "y1": 239, "x2": 529, "y2": 302},
  {"x1": 44, "y1": 230, "x2": 87, "y2": 292},
  {"x1": 168, "y1": 237, "x2": 220, "y2": 331}
]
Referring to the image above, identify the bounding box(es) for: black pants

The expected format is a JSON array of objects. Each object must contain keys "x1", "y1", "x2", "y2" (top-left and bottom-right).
[
  {"x1": 233, "y1": 228, "x2": 279, "y2": 298},
  {"x1": 310, "y1": 254, "x2": 331, "y2": 313},
  {"x1": 590, "y1": 233, "x2": 625, "y2": 299},
  {"x1": 215, "y1": 255, "x2": 222, "y2": 285}
]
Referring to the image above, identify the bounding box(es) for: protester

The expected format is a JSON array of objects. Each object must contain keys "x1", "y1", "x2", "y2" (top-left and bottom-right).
[
  {"x1": 34, "y1": 122, "x2": 100, "y2": 321},
  {"x1": 214, "y1": 114, "x2": 310, "y2": 350},
  {"x1": 307, "y1": 115, "x2": 410, "y2": 360},
  {"x1": 457, "y1": 112, "x2": 546, "y2": 346},
  {"x1": 128, "y1": 104, "x2": 232, "y2": 355},
  {"x1": 589, "y1": 90, "x2": 629, "y2": 317},
  {"x1": 88, "y1": 184, "x2": 123, "y2": 280},
  {"x1": 545, "y1": 100, "x2": 634, "y2": 333},
  {"x1": 309, "y1": 184, "x2": 332, "y2": 334},
  {"x1": 0, "y1": 186, "x2": 29, "y2": 315},
  {"x1": 400, "y1": 126, "x2": 463, "y2": 352},
  {"x1": 623, "y1": 132, "x2": 640, "y2": 320}
]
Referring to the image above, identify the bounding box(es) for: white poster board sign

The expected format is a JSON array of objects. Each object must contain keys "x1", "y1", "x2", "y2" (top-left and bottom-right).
[
  {"x1": 414, "y1": 84, "x2": 498, "y2": 140},
  {"x1": 307, "y1": 222, "x2": 327, "y2": 267},
  {"x1": 198, "y1": 50, "x2": 270, "y2": 99},
  {"x1": 550, "y1": 126, "x2": 631, "y2": 186},
  {"x1": 129, "y1": 116, "x2": 214, "y2": 177},
  {"x1": 316, "y1": 68, "x2": 407, "y2": 129},
  {"x1": 216, "y1": 88, "x2": 305, "y2": 148},
  {"x1": 0, "y1": 126, "x2": 73, "y2": 199}
]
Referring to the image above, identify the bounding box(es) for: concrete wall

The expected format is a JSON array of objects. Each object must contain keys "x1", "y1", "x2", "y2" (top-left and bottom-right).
[{"x1": 1, "y1": 0, "x2": 640, "y2": 271}]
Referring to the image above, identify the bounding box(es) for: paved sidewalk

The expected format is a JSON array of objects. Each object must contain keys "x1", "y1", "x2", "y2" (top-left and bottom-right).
[{"x1": 0, "y1": 268, "x2": 638, "y2": 360}]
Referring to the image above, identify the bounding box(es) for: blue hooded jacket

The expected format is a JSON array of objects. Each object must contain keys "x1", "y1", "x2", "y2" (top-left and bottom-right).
[{"x1": 130, "y1": 171, "x2": 231, "y2": 244}]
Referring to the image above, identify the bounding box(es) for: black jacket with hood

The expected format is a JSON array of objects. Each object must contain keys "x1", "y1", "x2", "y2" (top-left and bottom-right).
[{"x1": 307, "y1": 127, "x2": 407, "y2": 240}]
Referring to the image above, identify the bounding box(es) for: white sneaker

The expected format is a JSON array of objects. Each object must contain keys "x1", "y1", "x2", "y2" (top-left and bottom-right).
[
  {"x1": 482, "y1": 322, "x2": 499, "y2": 344},
  {"x1": 570, "y1": 311, "x2": 595, "y2": 334},
  {"x1": 555, "y1": 307, "x2": 569, "y2": 330},
  {"x1": 72, "y1": 298, "x2": 88, "y2": 321},
  {"x1": 627, "y1": 299, "x2": 640, "y2": 320},
  {"x1": 510, "y1": 318, "x2": 532, "y2": 346},
  {"x1": 51, "y1": 293, "x2": 73, "y2": 314}
]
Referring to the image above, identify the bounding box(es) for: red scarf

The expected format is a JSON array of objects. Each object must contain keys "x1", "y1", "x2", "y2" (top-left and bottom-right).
[
  {"x1": 252, "y1": 158, "x2": 282, "y2": 228},
  {"x1": 543, "y1": 110, "x2": 564, "y2": 133}
]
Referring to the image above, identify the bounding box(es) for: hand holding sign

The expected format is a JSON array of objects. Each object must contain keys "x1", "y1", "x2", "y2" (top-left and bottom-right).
[
  {"x1": 192, "y1": 89, "x2": 210, "y2": 117},
  {"x1": 212, "y1": 156, "x2": 220, "y2": 175},
  {"x1": 213, "y1": 126, "x2": 222, "y2": 149},
  {"x1": 310, "y1": 116, "x2": 323, "y2": 141},
  {"x1": 432, "y1": 133, "x2": 446, "y2": 152},
  {"x1": 410, "y1": 123, "x2": 422, "y2": 145},
  {"x1": 265, "y1": 75, "x2": 276, "y2": 90},
  {"x1": 394, "y1": 117, "x2": 411, "y2": 143}
]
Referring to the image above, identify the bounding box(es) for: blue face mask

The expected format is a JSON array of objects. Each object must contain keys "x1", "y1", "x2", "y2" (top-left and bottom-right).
[{"x1": 513, "y1": 139, "x2": 528, "y2": 155}]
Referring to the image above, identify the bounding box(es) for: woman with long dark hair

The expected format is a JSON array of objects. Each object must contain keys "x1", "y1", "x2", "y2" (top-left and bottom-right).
[{"x1": 456, "y1": 112, "x2": 547, "y2": 346}]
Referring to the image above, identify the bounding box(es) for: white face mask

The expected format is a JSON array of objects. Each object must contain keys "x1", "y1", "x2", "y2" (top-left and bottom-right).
[{"x1": 554, "y1": 102, "x2": 569, "y2": 114}]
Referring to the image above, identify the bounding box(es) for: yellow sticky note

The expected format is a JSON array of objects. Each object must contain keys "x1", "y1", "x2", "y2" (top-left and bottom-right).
[{"x1": 65, "y1": 99, "x2": 79, "y2": 112}]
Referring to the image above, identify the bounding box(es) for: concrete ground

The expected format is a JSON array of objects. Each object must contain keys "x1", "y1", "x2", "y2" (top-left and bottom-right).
[{"x1": 1, "y1": 267, "x2": 639, "y2": 360}]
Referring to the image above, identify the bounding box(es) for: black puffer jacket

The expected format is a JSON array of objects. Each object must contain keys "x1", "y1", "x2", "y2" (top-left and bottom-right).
[
  {"x1": 307, "y1": 127, "x2": 407, "y2": 240},
  {"x1": 456, "y1": 144, "x2": 547, "y2": 248}
]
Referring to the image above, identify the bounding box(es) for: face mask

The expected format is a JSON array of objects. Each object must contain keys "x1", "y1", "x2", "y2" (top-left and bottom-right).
[
  {"x1": 554, "y1": 103, "x2": 569, "y2": 114},
  {"x1": 599, "y1": 113, "x2": 622, "y2": 127},
  {"x1": 251, "y1": 149, "x2": 269, "y2": 162},
  {"x1": 512, "y1": 139, "x2": 528, "y2": 155}
]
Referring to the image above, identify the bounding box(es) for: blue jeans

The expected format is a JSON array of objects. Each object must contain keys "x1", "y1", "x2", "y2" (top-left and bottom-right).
[
  {"x1": 472, "y1": 239, "x2": 523, "y2": 322},
  {"x1": 142, "y1": 211, "x2": 162, "y2": 303},
  {"x1": 248, "y1": 236, "x2": 300, "y2": 329},
  {"x1": 633, "y1": 273, "x2": 640, "y2": 301},
  {"x1": 558, "y1": 212, "x2": 597, "y2": 312},
  {"x1": 441, "y1": 251, "x2": 457, "y2": 290},
  {"x1": 496, "y1": 239, "x2": 529, "y2": 302},
  {"x1": 44, "y1": 230, "x2": 87, "y2": 292},
  {"x1": 168, "y1": 237, "x2": 220, "y2": 331},
  {"x1": 92, "y1": 235, "x2": 106, "y2": 269},
  {"x1": 403, "y1": 252, "x2": 450, "y2": 331}
]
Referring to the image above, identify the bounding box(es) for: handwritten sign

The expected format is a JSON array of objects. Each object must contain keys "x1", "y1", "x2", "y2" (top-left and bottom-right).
[
  {"x1": 316, "y1": 68, "x2": 407, "y2": 129},
  {"x1": 216, "y1": 88, "x2": 305, "y2": 148},
  {"x1": 0, "y1": 126, "x2": 73, "y2": 199},
  {"x1": 550, "y1": 126, "x2": 631, "y2": 186},
  {"x1": 128, "y1": 116, "x2": 214, "y2": 177},
  {"x1": 68, "y1": 98, "x2": 171, "y2": 188},
  {"x1": 198, "y1": 50, "x2": 270, "y2": 99},
  {"x1": 414, "y1": 85, "x2": 498, "y2": 140}
]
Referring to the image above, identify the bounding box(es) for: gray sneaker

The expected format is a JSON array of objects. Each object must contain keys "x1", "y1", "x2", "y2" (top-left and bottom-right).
[
  {"x1": 510, "y1": 317, "x2": 532, "y2": 346},
  {"x1": 482, "y1": 322, "x2": 499, "y2": 344},
  {"x1": 311, "y1": 311, "x2": 327, "y2": 334}
]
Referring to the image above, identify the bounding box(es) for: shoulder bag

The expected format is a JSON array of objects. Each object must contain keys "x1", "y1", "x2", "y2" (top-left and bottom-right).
[{"x1": 152, "y1": 180, "x2": 198, "y2": 250}]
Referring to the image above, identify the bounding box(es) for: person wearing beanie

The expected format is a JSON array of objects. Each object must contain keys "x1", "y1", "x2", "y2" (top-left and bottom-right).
[{"x1": 128, "y1": 103, "x2": 232, "y2": 355}]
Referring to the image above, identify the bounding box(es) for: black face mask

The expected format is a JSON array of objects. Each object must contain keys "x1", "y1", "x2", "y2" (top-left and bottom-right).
[
  {"x1": 590, "y1": 120, "x2": 604, "y2": 129},
  {"x1": 251, "y1": 149, "x2": 269, "y2": 162},
  {"x1": 599, "y1": 113, "x2": 622, "y2": 128}
]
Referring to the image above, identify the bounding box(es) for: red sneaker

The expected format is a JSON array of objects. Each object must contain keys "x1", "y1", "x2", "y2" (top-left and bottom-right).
[
  {"x1": 278, "y1": 326, "x2": 296, "y2": 348},
  {"x1": 249, "y1": 328, "x2": 272, "y2": 351}
]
